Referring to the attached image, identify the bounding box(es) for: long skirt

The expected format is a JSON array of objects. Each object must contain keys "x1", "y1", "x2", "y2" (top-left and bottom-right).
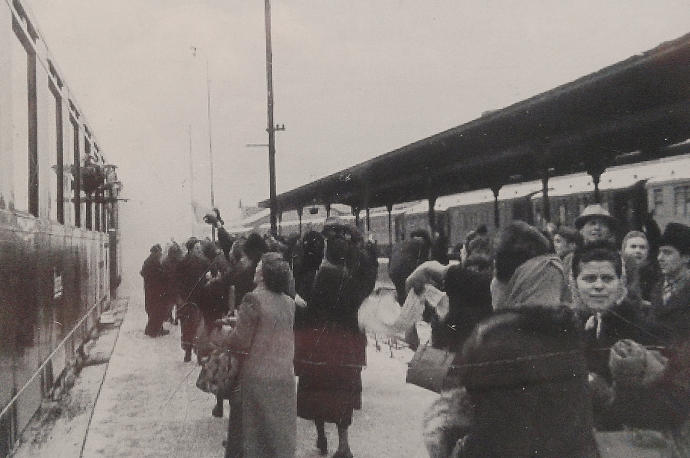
[
  {"x1": 297, "y1": 365, "x2": 362, "y2": 427},
  {"x1": 230, "y1": 376, "x2": 296, "y2": 458}
]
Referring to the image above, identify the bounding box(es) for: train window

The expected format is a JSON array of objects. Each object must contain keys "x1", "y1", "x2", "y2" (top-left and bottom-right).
[
  {"x1": 48, "y1": 84, "x2": 64, "y2": 223},
  {"x1": 70, "y1": 118, "x2": 81, "y2": 226},
  {"x1": 654, "y1": 188, "x2": 664, "y2": 213},
  {"x1": 674, "y1": 186, "x2": 690, "y2": 217},
  {"x1": 11, "y1": 22, "x2": 38, "y2": 216},
  {"x1": 84, "y1": 141, "x2": 92, "y2": 230}
]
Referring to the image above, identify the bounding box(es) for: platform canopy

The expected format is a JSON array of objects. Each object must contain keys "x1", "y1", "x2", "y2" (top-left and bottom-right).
[{"x1": 260, "y1": 33, "x2": 690, "y2": 213}]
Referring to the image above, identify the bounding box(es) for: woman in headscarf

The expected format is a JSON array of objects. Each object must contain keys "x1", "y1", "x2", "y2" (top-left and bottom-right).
[
  {"x1": 491, "y1": 221, "x2": 566, "y2": 310},
  {"x1": 296, "y1": 218, "x2": 378, "y2": 457},
  {"x1": 223, "y1": 252, "x2": 297, "y2": 458}
]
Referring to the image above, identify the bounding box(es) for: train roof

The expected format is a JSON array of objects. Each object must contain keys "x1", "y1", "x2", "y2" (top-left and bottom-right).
[
  {"x1": 404, "y1": 181, "x2": 544, "y2": 215},
  {"x1": 541, "y1": 153, "x2": 690, "y2": 197},
  {"x1": 224, "y1": 226, "x2": 253, "y2": 234},
  {"x1": 644, "y1": 154, "x2": 690, "y2": 186},
  {"x1": 238, "y1": 209, "x2": 271, "y2": 225}
]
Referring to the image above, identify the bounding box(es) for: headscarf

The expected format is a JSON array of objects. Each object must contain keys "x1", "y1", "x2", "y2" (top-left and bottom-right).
[{"x1": 493, "y1": 254, "x2": 566, "y2": 310}]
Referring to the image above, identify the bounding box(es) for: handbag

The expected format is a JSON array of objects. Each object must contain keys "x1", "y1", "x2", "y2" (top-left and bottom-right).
[
  {"x1": 406, "y1": 325, "x2": 455, "y2": 393},
  {"x1": 196, "y1": 349, "x2": 239, "y2": 398}
]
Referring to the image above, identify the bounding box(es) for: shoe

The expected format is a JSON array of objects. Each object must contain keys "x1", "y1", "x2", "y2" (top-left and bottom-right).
[
  {"x1": 158, "y1": 329, "x2": 170, "y2": 336},
  {"x1": 212, "y1": 404, "x2": 223, "y2": 418},
  {"x1": 316, "y1": 436, "x2": 327, "y2": 455},
  {"x1": 184, "y1": 349, "x2": 192, "y2": 362}
]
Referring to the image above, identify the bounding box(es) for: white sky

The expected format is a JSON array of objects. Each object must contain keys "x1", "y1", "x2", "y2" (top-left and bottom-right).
[{"x1": 23, "y1": 0, "x2": 690, "y2": 274}]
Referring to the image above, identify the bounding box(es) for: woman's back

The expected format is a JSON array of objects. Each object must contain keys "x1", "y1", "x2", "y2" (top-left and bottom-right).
[{"x1": 241, "y1": 288, "x2": 295, "y2": 380}]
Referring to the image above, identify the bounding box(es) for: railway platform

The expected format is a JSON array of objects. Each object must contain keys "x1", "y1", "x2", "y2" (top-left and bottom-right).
[
  {"x1": 10, "y1": 286, "x2": 672, "y2": 458},
  {"x1": 10, "y1": 290, "x2": 436, "y2": 457}
]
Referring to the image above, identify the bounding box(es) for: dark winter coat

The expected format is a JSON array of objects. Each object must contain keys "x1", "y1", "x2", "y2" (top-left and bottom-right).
[
  {"x1": 295, "y1": 245, "x2": 377, "y2": 425},
  {"x1": 200, "y1": 254, "x2": 231, "y2": 323},
  {"x1": 578, "y1": 298, "x2": 690, "y2": 431},
  {"x1": 426, "y1": 306, "x2": 598, "y2": 458},
  {"x1": 296, "y1": 257, "x2": 375, "y2": 370},
  {"x1": 140, "y1": 253, "x2": 166, "y2": 313},
  {"x1": 431, "y1": 265, "x2": 492, "y2": 352},
  {"x1": 649, "y1": 271, "x2": 690, "y2": 344},
  {"x1": 389, "y1": 238, "x2": 430, "y2": 304},
  {"x1": 176, "y1": 252, "x2": 210, "y2": 306}
]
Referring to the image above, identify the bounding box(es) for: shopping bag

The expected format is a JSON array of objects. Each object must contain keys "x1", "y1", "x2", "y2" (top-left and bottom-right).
[
  {"x1": 392, "y1": 290, "x2": 426, "y2": 335},
  {"x1": 196, "y1": 349, "x2": 239, "y2": 398},
  {"x1": 406, "y1": 342, "x2": 455, "y2": 393}
]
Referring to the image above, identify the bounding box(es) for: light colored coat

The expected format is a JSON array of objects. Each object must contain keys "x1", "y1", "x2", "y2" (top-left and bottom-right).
[{"x1": 227, "y1": 287, "x2": 296, "y2": 458}]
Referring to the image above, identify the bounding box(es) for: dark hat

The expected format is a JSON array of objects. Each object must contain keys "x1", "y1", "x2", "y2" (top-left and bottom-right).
[
  {"x1": 150, "y1": 243, "x2": 162, "y2": 253},
  {"x1": 574, "y1": 204, "x2": 619, "y2": 231},
  {"x1": 659, "y1": 222, "x2": 690, "y2": 255}
]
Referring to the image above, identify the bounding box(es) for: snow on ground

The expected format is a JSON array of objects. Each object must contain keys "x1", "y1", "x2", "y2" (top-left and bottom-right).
[{"x1": 72, "y1": 290, "x2": 435, "y2": 457}]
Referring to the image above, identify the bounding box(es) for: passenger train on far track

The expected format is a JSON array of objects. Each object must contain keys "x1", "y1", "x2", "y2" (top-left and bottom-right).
[{"x1": 243, "y1": 149, "x2": 690, "y2": 255}]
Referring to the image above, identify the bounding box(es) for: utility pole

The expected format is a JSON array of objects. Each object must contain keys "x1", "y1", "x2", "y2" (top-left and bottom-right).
[
  {"x1": 206, "y1": 58, "x2": 216, "y2": 242},
  {"x1": 188, "y1": 125, "x2": 194, "y2": 235},
  {"x1": 191, "y1": 46, "x2": 216, "y2": 241},
  {"x1": 265, "y1": 0, "x2": 278, "y2": 236}
]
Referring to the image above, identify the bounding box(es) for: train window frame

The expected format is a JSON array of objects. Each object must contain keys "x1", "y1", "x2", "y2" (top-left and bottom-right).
[
  {"x1": 84, "y1": 140, "x2": 92, "y2": 230},
  {"x1": 11, "y1": 19, "x2": 39, "y2": 216},
  {"x1": 653, "y1": 188, "x2": 664, "y2": 213},
  {"x1": 673, "y1": 185, "x2": 690, "y2": 217},
  {"x1": 48, "y1": 81, "x2": 64, "y2": 223},
  {"x1": 70, "y1": 116, "x2": 81, "y2": 227}
]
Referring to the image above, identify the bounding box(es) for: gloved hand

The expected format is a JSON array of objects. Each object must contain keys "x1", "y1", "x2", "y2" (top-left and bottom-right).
[
  {"x1": 203, "y1": 208, "x2": 224, "y2": 226},
  {"x1": 608, "y1": 339, "x2": 668, "y2": 387}
]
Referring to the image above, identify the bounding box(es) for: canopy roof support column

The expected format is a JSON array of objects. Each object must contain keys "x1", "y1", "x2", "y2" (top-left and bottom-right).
[
  {"x1": 297, "y1": 207, "x2": 303, "y2": 236},
  {"x1": 542, "y1": 169, "x2": 551, "y2": 224},
  {"x1": 428, "y1": 195, "x2": 438, "y2": 235},
  {"x1": 386, "y1": 202, "x2": 393, "y2": 257},
  {"x1": 490, "y1": 184, "x2": 502, "y2": 230},
  {"x1": 351, "y1": 205, "x2": 361, "y2": 229},
  {"x1": 586, "y1": 161, "x2": 607, "y2": 204}
]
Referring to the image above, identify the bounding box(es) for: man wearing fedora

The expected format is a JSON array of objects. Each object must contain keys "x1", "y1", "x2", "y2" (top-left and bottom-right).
[
  {"x1": 574, "y1": 204, "x2": 619, "y2": 246},
  {"x1": 562, "y1": 204, "x2": 620, "y2": 302}
]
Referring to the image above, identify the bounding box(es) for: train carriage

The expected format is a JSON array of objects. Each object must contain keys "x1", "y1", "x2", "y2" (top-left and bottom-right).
[
  {"x1": 645, "y1": 155, "x2": 690, "y2": 230},
  {"x1": 0, "y1": 1, "x2": 122, "y2": 454}
]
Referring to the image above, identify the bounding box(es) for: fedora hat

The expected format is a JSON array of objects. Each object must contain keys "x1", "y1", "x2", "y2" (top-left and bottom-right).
[
  {"x1": 574, "y1": 204, "x2": 619, "y2": 230},
  {"x1": 659, "y1": 222, "x2": 690, "y2": 255}
]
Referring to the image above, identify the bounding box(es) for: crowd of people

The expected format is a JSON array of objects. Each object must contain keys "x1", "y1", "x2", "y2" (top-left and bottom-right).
[
  {"x1": 403, "y1": 205, "x2": 690, "y2": 457},
  {"x1": 140, "y1": 212, "x2": 377, "y2": 457},
  {"x1": 139, "y1": 203, "x2": 690, "y2": 457}
]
